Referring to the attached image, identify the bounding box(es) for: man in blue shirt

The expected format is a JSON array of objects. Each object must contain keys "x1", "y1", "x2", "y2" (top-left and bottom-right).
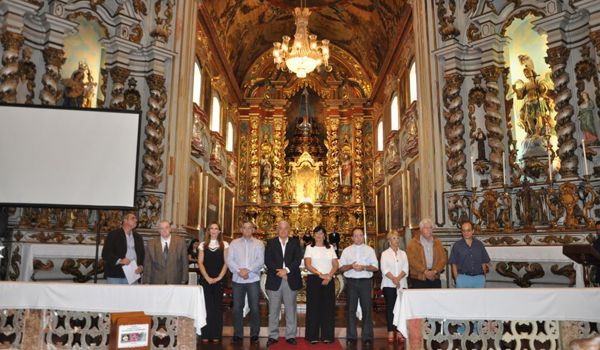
[
  {"x1": 226, "y1": 221, "x2": 264, "y2": 344},
  {"x1": 449, "y1": 220, "x2": 490, "y2": 288}
]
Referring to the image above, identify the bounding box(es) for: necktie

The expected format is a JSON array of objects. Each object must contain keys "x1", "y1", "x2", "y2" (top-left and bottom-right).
[{"x1": 163, "y1": 242, "x2": 169, "y2": 261}]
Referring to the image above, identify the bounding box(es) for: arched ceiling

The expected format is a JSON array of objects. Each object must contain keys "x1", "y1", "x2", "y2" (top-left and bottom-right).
[{"x1": 201, "y1": 0, "x2": 409, "y2": 88}]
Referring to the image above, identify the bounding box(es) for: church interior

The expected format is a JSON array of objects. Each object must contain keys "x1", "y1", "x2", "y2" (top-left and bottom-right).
[{"x1": 1, "y1": 0, "x2": 600, "y2": 349}]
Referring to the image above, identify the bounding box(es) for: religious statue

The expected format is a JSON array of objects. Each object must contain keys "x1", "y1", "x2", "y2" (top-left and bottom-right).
[
  {"x1": 62, "y1": 63, "x2": 96, "y2": 108},
  {"x1": 512, "y1": 55, "x2": 554, "y2": 139},
  {"x1": 81, "y1": 66, "x2": 97, "y2": 108},
  {"x1": 191, "y1": 118, "x2": 207, "y2": 158},
  {"x1": 340, "y1": 153, "x2": 352, "y2": 187},
  {"x1": 475, "y1": 128, "x2": 487, "y2": 161},
  {"x1": 578, "y1": 92, "x2": 599, "y2": 145},
  {"x1": 260, "y1": 156, "x2": 272, "y2": 187}
]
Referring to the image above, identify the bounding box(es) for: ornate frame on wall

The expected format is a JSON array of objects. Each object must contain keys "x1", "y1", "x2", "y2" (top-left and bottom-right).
[
  {"x1": 204, "y1": 174, "x2": 221, "y2": 229},
  {"x1": 376, "y1": 185, "x2": 388, "y2": 234},
  {"x1": 187, "y1": 163, "x2": 203, "y2": 229},
  {"x1": 389, "y1": 171, "x2": 405, "y2": 231},
  {"x1": 408, "y1": 159, "x2": 420, "y2": 228}
]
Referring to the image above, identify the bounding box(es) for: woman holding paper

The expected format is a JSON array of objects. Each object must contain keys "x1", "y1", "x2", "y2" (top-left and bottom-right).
[
  {"x1": 380, "y1": 230, "x2": 409, "y2": 344},
  {"x1": 198, "y1": 223, "x2": 229, "y2": 343}
]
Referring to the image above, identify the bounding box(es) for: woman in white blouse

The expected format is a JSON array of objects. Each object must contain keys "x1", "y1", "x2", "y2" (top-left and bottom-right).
[
  {"x1": 303, "y1": 225, "x2": 339, "y2": 344},
  {"x1": 380, "y1": 229, "x2": 409, "y2": 343}
]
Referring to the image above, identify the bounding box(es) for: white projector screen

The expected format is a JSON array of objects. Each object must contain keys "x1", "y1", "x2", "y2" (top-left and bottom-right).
[{"x1": 0, "y1": 105, "x2": 140, "y2": 208}]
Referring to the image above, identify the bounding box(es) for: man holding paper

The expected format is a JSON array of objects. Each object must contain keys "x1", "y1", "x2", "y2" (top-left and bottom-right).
[
  {"x1": 102, "y1": 213, "x2": 145, "y2": 284},
  {"x1": 143, "y1": 220, "x2": 188, "y2": 285}
]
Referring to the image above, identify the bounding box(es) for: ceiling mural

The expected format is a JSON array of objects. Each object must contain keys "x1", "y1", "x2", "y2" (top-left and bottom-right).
[{"x1": 202, "y1": 0, "x2": 408, "y2": 87}]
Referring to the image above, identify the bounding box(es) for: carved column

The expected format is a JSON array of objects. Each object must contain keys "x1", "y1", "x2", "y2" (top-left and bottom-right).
[
  {"x1": 248, "y1": 114, "x2": 260, "y2": 203},
  {"x1": 326, "y1": 114, "x2": 340, "y2": 204},
  {"x1": 353, "y1": 115, "x2": 364, "y2": 204},
  {"x1": 546, "y1": 46, "x2": 578, "y2": 178},
  {"x1": 39, "y1": 47, "x2": 65, "y2": 106},
  {"x1": 271, "y1": 109, "x2": 286, "y2": 204},
  {"x1": 443, "y1": 73, "x2": 467, "y2": 188},
  {"x1": 110, "y1": 66, "x2": 131, "y2": 110},
  {"x1": 0, "y1": 31, "x2": 23, "y2": 103},
  {"x1": 481, "y1": 66, "x2": 504, "y2": 186},
  {"x1": 142, "y1": 74, "x2": 167, "y2": 189}
]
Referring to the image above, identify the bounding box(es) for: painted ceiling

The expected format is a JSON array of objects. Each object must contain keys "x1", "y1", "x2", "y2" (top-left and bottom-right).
[{"x1": 202, "y1": 0, "x2": 408, "y2": 86}]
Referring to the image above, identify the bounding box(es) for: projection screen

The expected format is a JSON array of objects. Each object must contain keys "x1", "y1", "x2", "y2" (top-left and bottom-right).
[{"x1": 0, "y1": 105, "x2": 140, "y2": 208}]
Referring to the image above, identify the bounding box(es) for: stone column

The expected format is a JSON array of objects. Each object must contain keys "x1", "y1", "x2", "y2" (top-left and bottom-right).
[
  {"x1": 109, "y1": 66, "x2": 130, "y2": 109},
  {"x1": 142, "y1": 73, "x2": 167, "y2": 190},
  {"x1": 442, "y1": 72, "x2": 467, "y2": 189},
  {"x1": 481, "y1": 66, "x2": 504, "y2": 186},
  {"x1": 39, "y1": 47, "x2": 65, "y2": 106},
  {"x1": 546, "y1": 46, "x2": 578, "y2": 178},
  {"x1": 0, "y1": 31, "x2": 24, "y2": 103}
]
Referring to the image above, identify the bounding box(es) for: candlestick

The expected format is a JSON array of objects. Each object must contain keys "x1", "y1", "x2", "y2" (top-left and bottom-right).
[
  {"x1": 339, "y1": 166, "x2": 342, "y2": 184},
  {"x1": 362, "y1": 202, "x2": 367, "y2": 243},
  {"x1": 548, "y1": 149, "x2": 553, "y2": 182},
  {"x1": 582, "y1": 139, "x2": 589, "y2": 177},
  {"x1": 502, "y1": 156, "x2": 507, "y2": 186},
  {"x1": 470, "y1": 156, "x2": 476, "y2": 188}
]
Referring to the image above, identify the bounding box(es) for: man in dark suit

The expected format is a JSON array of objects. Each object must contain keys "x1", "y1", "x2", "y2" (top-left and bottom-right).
[
  {"x1": 102, "y1": 213, "x2": 144, "y2": 284},
  {"x1": 143, "y1": 220, "x2": 188, "y2": 285},
  {"x1": 265, "y1": 220, "x2": 303, "y2": 346}
]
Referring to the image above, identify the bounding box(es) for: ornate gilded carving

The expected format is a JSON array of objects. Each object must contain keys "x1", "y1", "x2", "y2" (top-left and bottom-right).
[
  {"x1": 482, "y1": 66, "x2": 504, "y2": 186},
  {"x1": 499, "y1": 191, "x2": 513, "y2": 232},
  {"x1": 9, "y1": 245, "x2": 21, "y2": 281},
  {"x1": 473, "y1": 190, "x2": 499, "y2": 231},
  {"x1": 61, "y1": 258, "x2": 103, "y2": 283},
  {"x1": 436, "y1": 0, "x2": 460, "y2": 41},
  {"x1": 150, "y1": 0, "x2": 174, "y2": 43},
  {"x1": 559, "y1": 182, "x2": 579, "y2": 229},
  {"x1": 133, "y1": 0, "x2": 148, "y2": 15},
  {"x1": 40, "y1": 47, "x2": 65, "y2": 105},
  {"x1": 98, "y1": 210, "x2": 122, "y2": 232},
  {"x1": 325, "y1": 116, "x2": 340, "y2": 203},
  {"x1": 18, "y1": 47, "x2": 36, "y2": 104},
  {"x1": 0, "y1": 31, "x2": 24, "y2": 103},
  {"x1": 353, "y1": 116, "x2": 364, "y2": 204},
  {"x1": 447, "y1": 194, "x2": 470, "y2": 226},
  {"x1": 136, "y1": 194, "x2": 161, "y2": 228},
  {"x1": 109, "y1": 66, "x2": 130, "y2": 110},
  {"x1": 143, "y1": 74, "x2": 167, "y2": 189},
  {"x1": 580, "y1": 181, "x2": 596, "y2": 229},
  {"x1": 546, "y1": 46, "x2": 578, "y2": 178},
  {"x1": 550, "y1": 263, "x2": 576, "y2": 287},
  {"x1": 129, "y1": 24, "x2": 144, "y2": 44},
  {"x1": 248, "y1": 116, "x2": 261, "y2": 203},
  {"x1": 467, "y1": 23, "x2": 481, "y2": 42},
  {"x1": 496, "y1": 262, "x2": 544, "y2": 287},
  {"x1": 73, "y1": 209, "x2": 89, "y2": 230},
  {"x1": 463, "y1": 0, "x2": 479, "y2": 14},
  {"x1": 33, "y1": 259, "x2": 54, "y2": 272},
  {"x1": 124, "y1": 77, "x2": 142, "y2": 111},
  {"x1": 271, "y1": 115, "x2": 286, "y2": 203},
  {"x1": 238, "y1": 131, "x2": 249, "y2": 202},
  {"x1": 483, "y1": 236, "x2": 520, "y2": 245},
  {"x1": 443, "y1": 73, "x2": 467, "y2": 188}
]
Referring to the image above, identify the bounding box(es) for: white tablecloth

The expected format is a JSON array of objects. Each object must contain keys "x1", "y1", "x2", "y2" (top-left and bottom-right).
[
  {"x1": 393, "y1": 288, "x2": 600, "y2": 336},
  {"x1": 0, "y1": 282, "x2": 207, "y2": 334}
]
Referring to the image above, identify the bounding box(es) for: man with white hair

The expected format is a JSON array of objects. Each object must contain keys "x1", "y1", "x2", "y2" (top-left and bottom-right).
[
  {"x1": 406, "y1": 218, "x2": 447, "y2": 288},
  {"x1": 143, "y1": 220, "x2": 188, "y2": 284}
]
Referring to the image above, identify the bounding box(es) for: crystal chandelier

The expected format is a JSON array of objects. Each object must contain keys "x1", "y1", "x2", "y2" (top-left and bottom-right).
[{"x1": 272, "y1": 2, "x2": 331, "y2": 78}]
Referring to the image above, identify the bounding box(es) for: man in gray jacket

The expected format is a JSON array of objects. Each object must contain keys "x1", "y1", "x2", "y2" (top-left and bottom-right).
[{"x1": 143, "y1": 220, "x2": 188, "y2": 284}]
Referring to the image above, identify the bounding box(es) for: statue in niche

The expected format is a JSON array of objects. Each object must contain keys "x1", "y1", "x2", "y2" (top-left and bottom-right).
[
  {"x1": 340, "y1": 153, "x2": 352, "y2": 187},
  {"x1": 475, "y1": 128, "x2": 487, "y2": 161},
  {"x1": 62, "y1": 63, "x2": 96, "y2": 108},
  {"x1": 578, "y1": 92, "x2": 599, "y2": 145},
  {"x1": 512, "y1": 55, "x2": 555, "y2": 140},
  {"x1": 260, "y1": 156, "x2": 272, "y2": 187}
]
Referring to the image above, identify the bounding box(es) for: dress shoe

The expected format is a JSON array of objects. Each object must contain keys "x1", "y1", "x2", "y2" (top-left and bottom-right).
[
  {"x1": 363, "y1": 339, "x2": 373, "y2": 346},
  {"x1": 267, "y1": 338, "x2": 279, "y2": 347},
  {"x1": 346, "y1": 339, "x2": 357, "y2": 344},
  {"x1": 286, "y1": 338, "x2": 297, "y2": 345},
  {"x1": 250, "y1": 335, "x2": 259, "y2": 343},
  {"x1": 231, "y1": 336, "x2": 242, "y2": 344}
]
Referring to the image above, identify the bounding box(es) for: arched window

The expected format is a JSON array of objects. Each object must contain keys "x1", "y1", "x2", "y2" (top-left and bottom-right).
[
  {"x1": 193, "y1": 61, "x2": 202, "y2": 106},
  {"x1": 377, "y1": 121, "x2": 384, "y2": 152},
  {"x1": 210, "y1": 95, "x2": 221, "y2": 133},
  {"x1": 390, "y1": 94, "x2": 399, "y2": 131},
  {"x1": 409, "y1": 62, "x2": 417, "y2": 103},
  {"x1": 226, "y1": 120, "x2": 234, "y2": 152}
]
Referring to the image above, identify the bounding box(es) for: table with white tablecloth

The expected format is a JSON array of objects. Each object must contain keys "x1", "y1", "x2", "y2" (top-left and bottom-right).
[
  {"x1": 393, "y1": 288, "x2": 600, "y2": 337},
  {"x1": 0, "y1": 282, "x2": 207, "y2": 335}
]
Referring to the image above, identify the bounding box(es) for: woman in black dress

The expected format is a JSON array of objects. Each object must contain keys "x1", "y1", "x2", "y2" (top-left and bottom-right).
[{"x1": 198, "y1": 223, "x2": 229, "y2": 343}]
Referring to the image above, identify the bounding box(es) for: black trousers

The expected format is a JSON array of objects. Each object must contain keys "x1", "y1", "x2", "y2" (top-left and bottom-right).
[
  {"x1": 382, "y1": 287, "x2": 398, "y2": 332},
  {"x1": 409, "y1": 277, "x2": 441, "y2": 289},
  {"x1": 200, "y1": 281, "x2": 224, "y2": 339},
  {"x1": 305, "y1": 275, "x2": 335, "y2": 341}
]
